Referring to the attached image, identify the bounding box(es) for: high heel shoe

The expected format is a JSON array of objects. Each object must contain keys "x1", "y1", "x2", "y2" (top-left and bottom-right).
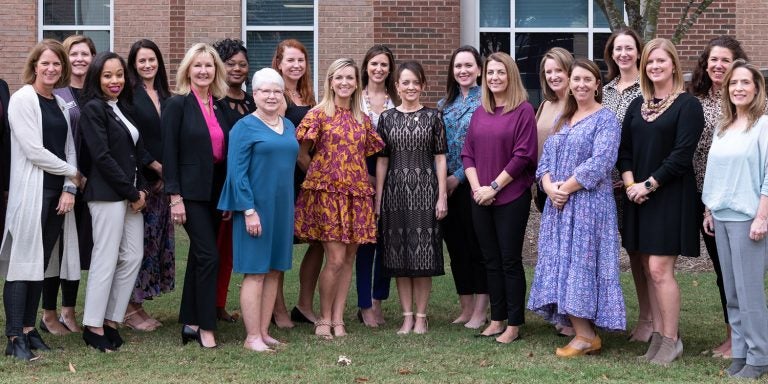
[
  {"x1": 555, "y1": 335, "x2": 602, "y2": 357},
  {"x1": 38, "y1": 318, "x2": 69, "y2": 336},
  {"x1": 414, "y1": 313, "x2": 428, "y2": 335},
  {"x1": 314, "y1": 320, "x2": 333, "y2": 340},
  {"x1": 25, "y1": 329, "x2": 51, "y2": 351},
  {"x1": 181, "y1": 325, "x2": 197, "y2": 345},
  {"x1": 83, "y1": 327, "x2": 115, "y2": 353},
  {"x1": 397, "y1": 312, "x2": 414, "y2": 335},
  {"x1": 290, "y1": 307, "x2": 314, "y2": 324},
  {"x1": 103, "y1": 325, "x2": 123, "y2": 350},
  {"x1": 5, "y1": 335, "x2": 39, "y2": 361}
]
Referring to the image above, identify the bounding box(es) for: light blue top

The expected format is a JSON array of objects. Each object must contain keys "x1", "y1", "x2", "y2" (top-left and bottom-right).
[{"x1": 702, "y1": 115, "x2": 768, "y2": 221}]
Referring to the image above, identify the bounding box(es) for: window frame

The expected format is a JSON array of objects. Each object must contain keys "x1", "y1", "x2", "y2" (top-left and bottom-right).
[
  {"x1": 241, "y1": 0, "x2": 319, "y2": 92},
  {"x1": 38, "y1": 0, "x2": 114, "y2": 50}
]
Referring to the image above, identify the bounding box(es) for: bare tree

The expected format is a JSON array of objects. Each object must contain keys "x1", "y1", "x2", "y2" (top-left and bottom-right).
[{"x1": 595, "y1": 0, "x2": 715, "y2": 43}]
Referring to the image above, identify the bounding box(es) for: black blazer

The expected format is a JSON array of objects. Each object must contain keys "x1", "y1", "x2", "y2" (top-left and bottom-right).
[
  {"x1": 129, "y1": 86, "x2": 166, "y2": 182},
  {"x1": 79, "y1": 98, "x2": 147, "y2": 202},
  {"x1": 162, "y1": 93, "x2": 230, "y2": 201}
]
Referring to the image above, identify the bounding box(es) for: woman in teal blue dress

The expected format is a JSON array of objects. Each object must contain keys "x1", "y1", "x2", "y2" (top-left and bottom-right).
[{"x1": 218, "y1": 68, "x2": 298, "y2": 352}]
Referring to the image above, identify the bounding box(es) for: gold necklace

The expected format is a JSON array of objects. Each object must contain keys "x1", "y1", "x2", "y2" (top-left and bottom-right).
[{"x1": 256, "y1": 112, "x2": 280, "y2": 128}]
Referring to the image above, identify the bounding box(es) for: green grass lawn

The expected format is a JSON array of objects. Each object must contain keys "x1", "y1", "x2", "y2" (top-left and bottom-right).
[{"x1": 0, "y1": 232, "x2": 759, "y2": 383}]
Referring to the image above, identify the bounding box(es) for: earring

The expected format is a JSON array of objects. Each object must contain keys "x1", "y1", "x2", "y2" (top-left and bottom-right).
[
  {"x1": 568, "y1": 89, "x2": 573, "y2": 96},
  {"x1": 594, "y1": 89, "x2": 599, "y2": 97}
]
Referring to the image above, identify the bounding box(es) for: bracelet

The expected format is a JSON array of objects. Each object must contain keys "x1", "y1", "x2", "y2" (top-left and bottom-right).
[
  {"x1": 169, "y1": 197, "x2": 184, "y2": 207},
  {"x1": 703, "y1": 210, "x2": 711, "y2": 217},
  {"x1": 624, "y1": 182, "x2": 635, "y2": 189}
]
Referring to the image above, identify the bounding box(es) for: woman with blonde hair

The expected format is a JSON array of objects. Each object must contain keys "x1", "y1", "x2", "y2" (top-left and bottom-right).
[
  {"x1": 294, "y1": 58, "x2": 384, "y2": 339},
  {"x1": 461, "y1": 52, "x2": 537, "y2": 344},
  {"x1": 703, "y1": 59, "x2": 768, "y2": 379},
  {"x1": 619, "y1": 38, "x2": 704, "y2": 365},
  {"x1": 163, "y1": 43, "x2": 230, "y2": 348}
]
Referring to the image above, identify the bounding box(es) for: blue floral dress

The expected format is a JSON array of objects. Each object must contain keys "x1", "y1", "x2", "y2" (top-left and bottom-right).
[{"x1": 527, "y1": 107, "x2": 626, "y2": 331}]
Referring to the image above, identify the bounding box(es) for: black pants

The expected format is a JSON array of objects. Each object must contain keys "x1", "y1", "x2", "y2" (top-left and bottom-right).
[
  {"x1": 698, "y1": 196, "x2": 727, "y2": 323},
  {"x1": 178, "y1": 200, "x2": 221, "y2": 331},
  {"x1": 442, "y1": 182, "x2": 487, "y2": 295},
  {"x1": 471, "y1": 190, "x2": 531, "y2": 326},
  {"x1": 4, "y1": 188, "x2": 64, "y2": 337}
]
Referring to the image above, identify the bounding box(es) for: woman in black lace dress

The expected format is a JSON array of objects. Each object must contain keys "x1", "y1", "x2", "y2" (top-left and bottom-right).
[{"x1": 375, "y1": 61, "x2": 447, "y2": 335}]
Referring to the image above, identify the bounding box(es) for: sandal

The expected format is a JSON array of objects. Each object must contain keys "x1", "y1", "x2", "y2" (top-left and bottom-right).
[
  {"x1": 397, "y1": 312, "x2": 414, "y2": 335},
  {"x1": 124, "y1": 310, "x2": 157, "y2": 332},
  {"x1": 332, "y1": 321, "x2": 347, "y2": 337},
  {"x1": 414, "y1": 313, "x2": 429, "y2": 334},
  {"x1": 314, "y1": 320, "x2": 333, "y2": 340},
  {"x1": 137, "y1": 307, "x2": 163, "y2": 328}
]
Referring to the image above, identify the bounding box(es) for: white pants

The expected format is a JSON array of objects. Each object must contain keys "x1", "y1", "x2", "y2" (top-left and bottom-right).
[{"x1": 83, "y1": 201, "x2": 143, "y2": 327}]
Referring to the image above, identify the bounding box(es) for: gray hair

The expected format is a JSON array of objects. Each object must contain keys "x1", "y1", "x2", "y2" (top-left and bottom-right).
[{"x1": 252, "y1": 67, "x2": 284, "y2": 90}]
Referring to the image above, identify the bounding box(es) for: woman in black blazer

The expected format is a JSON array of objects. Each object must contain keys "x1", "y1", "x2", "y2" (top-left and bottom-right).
[
  {"x1": 121, "y1": 39, "x2": 174, "y2": 331},
  {"x1": 79, "y1": 52, "x2": 148, "y2": 352},
  {"x1": 162, "y1": 43, "x2": 230, "y2": 349}
]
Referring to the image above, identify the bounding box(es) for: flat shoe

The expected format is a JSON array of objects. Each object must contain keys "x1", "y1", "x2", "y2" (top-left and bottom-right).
[
  {"x1": 475, "y1": 331, "x2": 503, "y2": 338},
  {"x1": 290, "y1": 307, "x2": 314, "y2": 324},
  {"x1": 496, "y1": 334, "x2": 523, "y2": 344}
]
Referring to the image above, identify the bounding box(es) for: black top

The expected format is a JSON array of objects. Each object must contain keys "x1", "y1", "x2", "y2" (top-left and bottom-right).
[
  {"x1": 0, "y1": 79, "x2": 10, "y2": 194},
  {"x1": 618, "y1": 93, "x2": 704, "y2": 257},
  {"x1": 285, "y1": 104, "x2": 311, "y2": 127},
  {"x1": 221, "y1": 94, "x2": 256, "y2": 127},
  {"x1": 39, "y1": 94, "x2": 68, "y2": 189},
  {"x1": 130, "y1": 86, "x2": 167, "y2": 183}
]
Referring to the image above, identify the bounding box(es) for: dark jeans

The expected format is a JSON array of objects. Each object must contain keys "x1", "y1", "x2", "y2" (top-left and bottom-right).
[
  {"x1": 178, "y1": 200, "x2": 221, "y2": 331},
  {"x1": 698, "y1": 196, "x2": 727, "y2": 323},
  {"x1": 355, "y1": 243, "x2": 390, "y2": 309},
  {"x1": 471, "y1": 190, "x2": 531, "y2": 326},
  {"x1": 442, "y1": 182, "x2": 487, "y2": 295},
  {"x1": 4, "y1": 188, "x2": 64, "y2": 337}
]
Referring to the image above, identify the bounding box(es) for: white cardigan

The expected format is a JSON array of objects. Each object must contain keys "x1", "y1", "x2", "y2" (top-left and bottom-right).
[{"x1": 0, "y1": 84, "x2": 80, "y2": 282}]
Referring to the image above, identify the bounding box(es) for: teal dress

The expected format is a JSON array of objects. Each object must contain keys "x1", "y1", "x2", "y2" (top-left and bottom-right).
[{"x1": 218, "y1": 114, "x2": 299, "y2": 273}]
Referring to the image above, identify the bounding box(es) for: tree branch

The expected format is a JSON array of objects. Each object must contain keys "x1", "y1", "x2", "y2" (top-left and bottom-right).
[
  {"x1": 672, "y1": 0, "x2": 716, "y2": 44},
  {"x1": 596, "y1": 0, "x2": 626, "y2": 31},
  {"x1": 643, "y1": 0, "x2": 660, "y2": 41}
]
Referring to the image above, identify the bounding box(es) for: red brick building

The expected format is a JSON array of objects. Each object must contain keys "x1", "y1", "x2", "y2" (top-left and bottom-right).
[{"x1": 0, "y1": 0, "x2": 765, "y2": 106}]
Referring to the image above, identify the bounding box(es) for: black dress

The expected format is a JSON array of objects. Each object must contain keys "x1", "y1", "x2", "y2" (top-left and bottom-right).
[
  {"x1": 377, "y1": 107, "x2": 447, "y2": 277},
  {"x1": 618, "y1": 93, "x2": 704, "y2": 257}
]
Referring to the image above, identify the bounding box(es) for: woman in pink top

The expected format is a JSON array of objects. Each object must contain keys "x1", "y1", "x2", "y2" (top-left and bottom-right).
[{"x1": 162, "y1": 43, "x2": 230, "y2": 349}]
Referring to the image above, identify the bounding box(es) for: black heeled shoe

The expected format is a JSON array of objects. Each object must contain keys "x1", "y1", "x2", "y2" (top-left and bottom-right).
[
  {"x1": 103, "y1": 325, "x2": 123, "y2": 350},
  {"x1": 181, "y1": 325, "x2": 197, "y2": 345},
  {"x1": 5, "y1": 336, "x2": 39, "y2": 361},
  {"x1": 25, "y1": 329, "x2": 51, "y2": 351},
  {"x1": 83, "y1": 327, "x2": 115, "y2": 352},
  {"x1": 290, "y1": 307, "x2": 314, "y2": 324}
]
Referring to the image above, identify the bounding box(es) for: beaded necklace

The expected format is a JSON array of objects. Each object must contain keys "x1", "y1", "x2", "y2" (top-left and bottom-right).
[
  {"x1": 641, "y1": 92, "x2": 681, "y2": 122},
  {"x1": 363, "y1": 88, "x2": 392, "y2": 123}
]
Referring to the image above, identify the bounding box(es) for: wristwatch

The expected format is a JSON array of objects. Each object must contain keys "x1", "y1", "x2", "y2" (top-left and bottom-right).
[
  {"x1": 644, "y1": 180, "x2": 654, "y2": 191},
  {"x1": 490, "y1": 181, "x2": 499, "y2": 191},
  {"x1": 244, "y1": 209, "x2": 256, "y2": 216},
  {"x1": 63, "y1": 185, "x2": 77, "y2": 195}
]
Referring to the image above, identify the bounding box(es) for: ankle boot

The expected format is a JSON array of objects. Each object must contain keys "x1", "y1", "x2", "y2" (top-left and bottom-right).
[
  {"x1": 638, "y1": 332, "x2": 663, "y2": 361},
  {"x1": 5, "y1": 336, "x2": 39, "y2": 361},
  {"x1": 650, "y1": 336, "x2": 683, "y2": 365},
  {"x1": 727, "y1": 358, "x2": 747, "y2": 376},
  {"x1": 25, "y1": 329, "x2": 51, "y2": 351}
]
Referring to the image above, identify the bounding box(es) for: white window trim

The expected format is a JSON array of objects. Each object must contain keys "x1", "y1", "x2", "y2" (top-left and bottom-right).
[
  {"x1": 38, "y1": 0, "x2": 114, "y2": 50},
  {"x1": 468, "y1": 0, "x2": 624, "y2": 61},
  {"x1": 241, "y1": 0, "x2": 319, "y2": 92}
]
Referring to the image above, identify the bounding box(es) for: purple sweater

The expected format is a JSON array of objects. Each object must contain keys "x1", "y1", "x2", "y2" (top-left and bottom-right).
[{"x1": 461, "y1": 102, "x2": 538, "y2": 205}]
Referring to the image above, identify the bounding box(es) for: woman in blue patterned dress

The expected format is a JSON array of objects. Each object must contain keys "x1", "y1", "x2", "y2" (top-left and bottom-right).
[{"x1": 527, "y1": 58, "x2": 625, "y2": 357}]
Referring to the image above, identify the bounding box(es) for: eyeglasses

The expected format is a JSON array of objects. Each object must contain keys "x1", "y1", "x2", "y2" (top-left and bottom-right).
[{"x1": 256, "y1": 89, "x2": 284, "y2": 96}]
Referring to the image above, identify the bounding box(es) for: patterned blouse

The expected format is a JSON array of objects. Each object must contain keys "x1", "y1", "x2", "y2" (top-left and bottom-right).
[
  {"x1": 602, "y1": 76, "x2": 641, "y2": 124},
  {"x1": 438, "y1": 86, "x2": 481, "y2": 183},
  {"x1": 693, "y1": 89, "x2": 721, "y2": 192},
  {"x1": 296, "y1": 106, "x2": 384, "y2": 197}
]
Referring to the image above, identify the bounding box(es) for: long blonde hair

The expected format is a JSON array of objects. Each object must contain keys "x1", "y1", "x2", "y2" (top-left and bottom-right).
[
  {"x1": 719, "y1": 59, "x2": 767, "y2": 136},
  {"x1": 639, "y1": 38, "x2": 684, "y2": 101},
  {"x1": 481, "y1": 52, "x2": 528, "y2": 114},
  {"x1": 313, "y1": 58, "x2": 364, "y2": 123},
  {"x1": 174, "y1": 43, "x2": 228, "y2": 98}
]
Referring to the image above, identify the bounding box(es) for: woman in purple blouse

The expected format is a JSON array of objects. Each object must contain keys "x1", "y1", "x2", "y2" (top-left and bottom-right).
[{"x1": 461, "y1": 52, "x2": 537, "y2": 344}]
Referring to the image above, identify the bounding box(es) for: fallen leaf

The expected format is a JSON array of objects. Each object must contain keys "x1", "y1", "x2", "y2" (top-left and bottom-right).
[
  {"x1": 68, "y1": 362, "x2": 76, "y2": 373},
  {"x1": 398, "y1": 368, "x2": 413, "y2": 375},
  {"x1": 354, "y1": 378, "x2": 369, "y2": 383},
  {"x1": 479, "y1": 360, "x2": 489, "y2": 367},
  {"x1": 692, "y1": 280, "x2": 699, "y2": 287},
  {"x1": 602, "y1": 374, "x2": 609, "y2": 380}
]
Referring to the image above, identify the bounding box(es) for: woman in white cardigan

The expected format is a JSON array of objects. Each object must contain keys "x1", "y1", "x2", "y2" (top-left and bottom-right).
[{"x1": 0, "y1": 39, "x2": 82, "y2": 361}]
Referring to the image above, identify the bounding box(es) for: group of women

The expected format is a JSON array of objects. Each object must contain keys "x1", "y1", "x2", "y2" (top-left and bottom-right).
[{"x1": 0, "y1": 31, "x2": 766, "y2": 379}]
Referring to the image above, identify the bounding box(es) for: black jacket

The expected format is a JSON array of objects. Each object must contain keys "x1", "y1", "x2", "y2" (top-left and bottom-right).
[
  {"x1": 79, "y1": 98, "x2": 147, "y2": 202},
  {"x1": 162, "y1": 93, "x2": 230, "y2": 201}
]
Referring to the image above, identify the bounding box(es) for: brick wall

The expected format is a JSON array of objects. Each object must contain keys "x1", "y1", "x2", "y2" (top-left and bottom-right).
[
  {"x1": 0, "y1": 1, "x2": 38, "y2": 91},
  {"x1": 735, "y1": 0, "x2": 768, "y2": 68},
  {"x1": 114, "y1": 0, "x2": 172, "y2": 84},
  {"x1": 318, "y1": 0, "x2": 375, "y2": 98},
  {"x1": 655, "y1": 0, "x2": 737, "y2": 73},
  {"x1": 373, "y1": 0, "x2": 461, "y2": 106}
]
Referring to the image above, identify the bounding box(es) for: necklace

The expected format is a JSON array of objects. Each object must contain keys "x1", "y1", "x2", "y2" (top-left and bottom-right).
[
  {"x1": 364, "y1": 88, "x2": 392, "y2": 123},
  {"x1": 398, "y1": 104, "x2": 423, "y2": 123},
  {"x1": 640, "y1": 92, "x2": 680, "y2": 122},
  {"x1": 255, "y1": 112, "x2": 281, "y2": 128}
]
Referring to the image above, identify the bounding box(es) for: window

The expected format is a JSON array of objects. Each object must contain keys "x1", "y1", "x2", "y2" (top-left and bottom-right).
[
  {"x1": 39, "y1": 0, "x2": 112, "y2": 53},
  {"x1": 476, "y1": 0, "x2": 624, "y2": 105},
  {"x1": 243, "y1": 0, "x2": 317, "y2": 91}
]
